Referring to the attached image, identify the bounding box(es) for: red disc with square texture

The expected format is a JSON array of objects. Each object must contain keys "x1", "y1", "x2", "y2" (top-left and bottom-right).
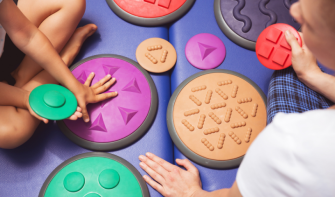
[
  {"x1": 113, "y1": 0, "x2": 187, "y2": 18},
  {"x1": 256, "y1": 23, "x2": 302, "y2": 70}
]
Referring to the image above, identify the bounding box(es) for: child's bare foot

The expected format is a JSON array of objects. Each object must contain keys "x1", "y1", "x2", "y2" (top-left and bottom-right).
[{"x1": 60, "y1": 24, "x2": 97, "y2": 66}]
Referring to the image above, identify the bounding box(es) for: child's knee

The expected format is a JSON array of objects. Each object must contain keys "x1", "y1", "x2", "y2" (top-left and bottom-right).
[
  {"x1": 64, "y1": 0, "x2": 86, "y2": 17},
  {"x1": 0, "y1": 124, "x2": 21, "y2": 149}
]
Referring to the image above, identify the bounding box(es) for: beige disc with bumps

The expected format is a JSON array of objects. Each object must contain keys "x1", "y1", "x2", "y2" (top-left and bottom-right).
[
  {"x1": 172, "y1": 73, "x2": 267, "y2": 161},
  {"x1": 136, "y1": 38, "x2": 177, "y2": 73}
]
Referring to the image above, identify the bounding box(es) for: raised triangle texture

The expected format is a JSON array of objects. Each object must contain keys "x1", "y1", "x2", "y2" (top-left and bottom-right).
[
  {"x1": 198, "y1": 42, "x2": 217, "y2": 60},
  {"x1": 77, "y1": 71, "x2": 89, "y2": 84},
  {"x1": 89, "y1": 113, "x2": 107, "y2": 132},
  {"x1": 122, "y1": 78, "x2": 141, "y2": 93},
  {"x1": 118, "y1": 107, "x2": 138, "y2": 125},
  {"x1": 103, "y1": 64, "x2": 120, "y2": 76}
]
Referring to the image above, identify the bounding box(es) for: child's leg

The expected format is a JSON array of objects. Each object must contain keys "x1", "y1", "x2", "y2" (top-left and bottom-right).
[
  {"x1": 267, "y1": 67, "x2": 334, "y2": 124},
  {"x1": 12, "y1": 0, "x2": 89, "y2": 88},
  {"x1": 0, "y1": 27, "x2": 93, "y2": 149}
]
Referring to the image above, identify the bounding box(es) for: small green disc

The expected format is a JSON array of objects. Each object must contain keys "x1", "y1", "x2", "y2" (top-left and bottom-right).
[
  {"x1": 29, "y1": 84, "x2": 77, "y2": 120},
  {"x1": 99, "y1": 169, "x2": 120, "y2": 189},
  {"x1": 63, "y1": 172, "x2": 85, "y2": 192}
]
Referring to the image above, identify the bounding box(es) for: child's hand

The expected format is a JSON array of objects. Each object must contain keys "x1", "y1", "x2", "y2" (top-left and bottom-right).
[
  {"x1": 285, "y1": 30, "x2": 322, "y2": 80},
  {"x1": 73, "y1": 72, "x2": 118, "y2": 122},
  {"x1": 139, "y1": 152, "x2": 203, "y2": 197},
  {"x1": 24, "y1": 92, "x2": 49, "y2": 124}
]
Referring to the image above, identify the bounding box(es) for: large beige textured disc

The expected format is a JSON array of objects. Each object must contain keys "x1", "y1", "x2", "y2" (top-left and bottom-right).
[
  {"x1": 172, "y1": 72, "x2": 266, "y2": 162},
  {"x1": 136, "y1": 38, "x2": 177, "y2": 73}
]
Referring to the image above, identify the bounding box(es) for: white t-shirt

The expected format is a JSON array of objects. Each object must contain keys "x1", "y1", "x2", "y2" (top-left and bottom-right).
[
  {"x1": 237, "y1": 110, "x2": 335, "y2": 197},
  {"x1": 0, "y1": 0, "x2": 5, "y2": 57}
]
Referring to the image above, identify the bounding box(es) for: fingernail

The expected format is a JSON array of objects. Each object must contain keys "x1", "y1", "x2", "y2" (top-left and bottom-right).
[
  {"x1": 112, "y1": 77, "x2": 116, "y2": 80},
  {"x1": 108, "y1": 74, "x2": 111, "y2": 78},
  {"x1": 146, "y1": 152, "x2": 152, "y2": 157},
  {"x1": 85, "y1": 118, "x2": 89, "y2": 122},
  {"x1": 285, "y1": 30, "x2": 291, "y2": 36},
  {"x1": 139, "y1": 162, "x2": 144, "y2": 167},
  {"x1": 91, "y1": 72, "x2": 95, "y2": 75}
]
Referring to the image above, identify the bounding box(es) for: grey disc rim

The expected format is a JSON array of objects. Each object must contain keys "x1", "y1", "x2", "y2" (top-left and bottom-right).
[
  {"x1": 214, "y1": 0, "x2": 256, "y2": 51},
  {"x1": 106, "y1": 0, "x2": 195, "y2": 26},
  {"x1": 167, "y1": 69, "x2": 267, "y2": 169},
  {"x1": 58, "y1": 54, "x2": 158, "y2": 152},
  {"x1": 38, "y1": 152, "x2": 150, "y2": 197}
]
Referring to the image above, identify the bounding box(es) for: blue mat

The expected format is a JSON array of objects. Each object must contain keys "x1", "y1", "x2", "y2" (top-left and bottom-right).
[
  {"x1": 0, "y1": 1, "x2": 171, "y2": 196},
  {"x1": 169, "y1": 0, "x2": 274, "y2": 191}
]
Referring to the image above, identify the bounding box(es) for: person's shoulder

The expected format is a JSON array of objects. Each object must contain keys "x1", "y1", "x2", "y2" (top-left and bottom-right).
[{"x1": 270, "y1": 109, "x2": 335, "y2": 136}]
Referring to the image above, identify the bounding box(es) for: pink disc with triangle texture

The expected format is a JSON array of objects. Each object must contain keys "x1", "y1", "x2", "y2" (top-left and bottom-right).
[
  {"x1": 59, "y1": 55, "x2": 157, "y2": 150},
  {"x1": 185, "y1": 33, "x2": 226, "y2": 70}
]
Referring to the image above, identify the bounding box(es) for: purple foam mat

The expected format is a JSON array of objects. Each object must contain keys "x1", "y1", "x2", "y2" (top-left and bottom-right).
[
  {"x1": 220, "y1": 0, "x2": 300, "y2": 42},
  {"x1": 64, "y1": 57, "x2": 151, "y2": 143}
]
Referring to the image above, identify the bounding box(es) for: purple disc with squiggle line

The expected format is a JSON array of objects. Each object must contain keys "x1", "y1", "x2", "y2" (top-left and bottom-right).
[
  {"x1": 59, "y1": 55, "x2": 157, "y2": 149},
  {"x1": 214, "y1": 0, "x2": 300, "y2": 50}
]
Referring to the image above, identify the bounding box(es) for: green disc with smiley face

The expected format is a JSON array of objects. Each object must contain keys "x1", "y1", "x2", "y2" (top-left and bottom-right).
[{"x1": 39, "y1": 152, "x2": 149, "y2": 197}]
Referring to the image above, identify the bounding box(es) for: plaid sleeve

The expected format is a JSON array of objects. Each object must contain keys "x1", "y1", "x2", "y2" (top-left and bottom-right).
[{"x1": 267, "y1": 67, "x2": 334, "y2": 124}]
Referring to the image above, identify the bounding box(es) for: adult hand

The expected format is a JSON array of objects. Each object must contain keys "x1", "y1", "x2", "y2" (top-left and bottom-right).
[
  {"x1": 285, "y1": 30, "x2": 322, "y2": 80},
  {"x1": 139, "y1": 152, "x2": 203, "y2": 197},
  {"x1": 73, "y1": 72, "x2": 118, "y2": 122}
]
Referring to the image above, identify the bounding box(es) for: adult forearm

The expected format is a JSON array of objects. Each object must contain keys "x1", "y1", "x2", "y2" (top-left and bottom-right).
[
  {"x1": 0, "y1": 83, "x2": 27, "y2": 109},
  {"x1": 299, "y1": 71, "x2": 335, "y2": 103}
]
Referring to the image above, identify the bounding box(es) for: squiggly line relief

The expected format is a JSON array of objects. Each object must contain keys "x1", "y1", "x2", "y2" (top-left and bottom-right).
[
  {"x1": 233, "y1": 0, "x2": 252, "y2": 33},
  {"x1": 259, "y1": 0, "x2": 278, "y2": 27},
  {"x1": 284, "y1": 0, "x2": 291, "y2": 9}
]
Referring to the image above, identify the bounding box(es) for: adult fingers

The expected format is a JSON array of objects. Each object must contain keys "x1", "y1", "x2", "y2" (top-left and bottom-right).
[
  {"x1": 146, "y1": 152, "x2": 175, "y2": 172},
  {"x1": 139, "y1": 162, "x2": 165, "y2": 184},
  {"x1": 142, "y1": 175, "x2": 165, "y2": 196},
  {"x1": 91, "y1": 75, "x2": 112, "y2": 89},
  {"x1": 84, "y1": 72, "x2": 95, "y2": 87},
  {"x1": 93, "y1": 78, "x2": 116, "y2": 94},
  {"x1": 93, "y1": 91, "x2": 118, "y2": 103},
  {"x1": 139, "y1": 155, "x2": 169, "y2": 178},
  {"x1": 285, "y1": 30, "x2": 302, "y2": 55},
  {"x1": 176, "y1": 159, "x2": 199, "y2": 175}
]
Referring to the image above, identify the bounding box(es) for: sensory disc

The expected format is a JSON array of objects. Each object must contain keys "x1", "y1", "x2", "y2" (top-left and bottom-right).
[
  {"x1": 167, "y1": 70, "x2": 267, "y2": 169},
  {"x1": 256, "y1": 23, "x2": 302, "y2": 70},
  {"x1": 214, "y1": 0, "x2": 300, "y2": 50},
  {"x1": 106, "y1": 0, "x2": 195, "y2": 26},
  {"x1": 39, "y1": 152, "x2": 149, "y2": 197},
  {"x1": 29, "y1": 84, "x2": 77, "y2": 120},
  {"x1": 58, "y1": 55, "x2": 158, "y2": 151}
]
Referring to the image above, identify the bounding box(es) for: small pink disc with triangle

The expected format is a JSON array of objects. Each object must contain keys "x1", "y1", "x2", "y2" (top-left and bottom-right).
[{"x1": 185, "y1": 33, "x2": 226, "y2": 70}]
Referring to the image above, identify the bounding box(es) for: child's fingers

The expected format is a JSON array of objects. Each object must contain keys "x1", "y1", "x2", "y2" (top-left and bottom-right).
[
  {"x1": 74, "y1": 111, "x2": 82, "y2": 118},
  {"x1": 32, "y1": 111, "x2": 48, "y2": 124},
  {"x1": 94, "y1": 78, "x2": 116, "y2": 94},
  {"x1": 68, "y1": 114, "x2": 78, "y2": 120},
  {"x1": 76, "y1": 106, "x2": 82, "y2": 112},
  {"x1": 84, "y1": 72, "x2": 95, "y2": 87},
  {"x1": 285, "y1": 30, "x2": 302, "y2": 55},
  {"x1": 78, "y1": 100, "x2": 89, "y2": 122},
  {"x1": 94, "y1": 92, "x2": 118, "y2": 103},
  {"x1": 91, "y1": 75, "x2": 112, "y2": 89}
]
